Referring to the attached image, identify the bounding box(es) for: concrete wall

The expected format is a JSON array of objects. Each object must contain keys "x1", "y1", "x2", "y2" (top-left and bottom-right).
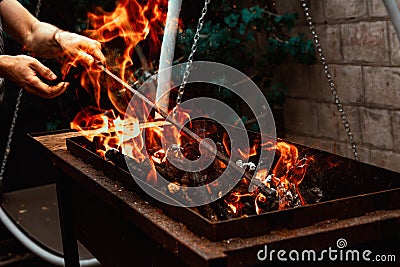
[{"x1": 276, "y1": 0, "x2": 400, "y2": 172}]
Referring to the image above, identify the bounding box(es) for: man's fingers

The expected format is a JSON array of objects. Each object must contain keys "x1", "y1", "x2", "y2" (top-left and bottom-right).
[
  {"x1": 4, "y1": 55, "x2": 69, "y2": 98},
  {"x1": 46, "y1": 82, "x2": 69, "y2": 98},
  {"x1": 92, "y1": 40, "x2": 106, "y2": 64},
  {"x1": 77, "y1": 50, "x2": 95, "y2": 66},
  {"x1": 29, "y1": 59, "x2": 57, "y2": 81},
  {"x1": 93, "y1": 48, "x2": 106, "y2": 65},
  {"x1": 25, "y1": 77, "x2": 69, "y2": 98},
  {"x1": 79, "y1": 37, "x2": 106, "y2": 65}
]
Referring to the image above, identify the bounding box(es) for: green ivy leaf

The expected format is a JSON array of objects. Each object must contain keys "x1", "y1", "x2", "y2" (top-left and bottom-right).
[
  {"x1": 249, "y1": 5, "x2": 264, "y2": 19},
  {"x1": 274, "y1": 12, "x2": 298, "y2": 31},
  {"x1": 238, "y1": 23, "x2": 247, "y2": 35},
  {"x1": 241, "y1": 8, "x2": 254, "y2": 24},
  {"x1": 224, "y1": 13, "x2": 240, "y2": 28}
]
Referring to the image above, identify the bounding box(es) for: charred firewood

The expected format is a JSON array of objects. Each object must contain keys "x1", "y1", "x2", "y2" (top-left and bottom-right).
[
  {"x1": 198, "y1": 204, "x2": 218, "y2": 221},
  {"x1": 152, "y1": 162, "x2": 195, "y2": 206},
  {"x1": 190, "y1": 171, "x2": 213, "y2": 204},
  {"x1": 276, "y1": 182, "x2": 300, "y2": 209},
  {"x1": 105, "y1": 148, "x2": 127, "y2": 169},
  {"x1": 189, "y1": 170, "x2": 221, "y2": 220},
  {"x1": 103, "y1": 139, "x2": 280, "y2": 216},
  {"x1": 242, "y1": 202, "x2": 255, "y2": 216},
  {"x1": 210, "y1": 201, "x2": 234, "y2": 221},
  {"x1": 180, "y1": 173, "x2": 190, "y2": 186},
  {"x1": 191, "y1": 171, "x2": 207, "y2": 187},
  {"x1": 300, "y1": 186, "x2": 323, "y2": 204},
  {"x1": 255, "y1": 192, "x2": 279, "y2": 212},
  {"x1": 258, "y1": 183, "x2": 278, "y2": 200}
]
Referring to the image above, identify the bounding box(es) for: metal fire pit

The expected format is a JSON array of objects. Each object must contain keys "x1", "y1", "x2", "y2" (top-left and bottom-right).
[
  {"x1": 30, "y1": 131, "x2": 400, "y2": 266},
  {"x1": 66, "y1": 130, "x2": 400, "y2": 242}
]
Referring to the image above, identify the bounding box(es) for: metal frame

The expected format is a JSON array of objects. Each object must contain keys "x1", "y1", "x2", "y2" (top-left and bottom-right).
[{"x1": 66, "y1": 135, "x2": 400, "y2": 241}]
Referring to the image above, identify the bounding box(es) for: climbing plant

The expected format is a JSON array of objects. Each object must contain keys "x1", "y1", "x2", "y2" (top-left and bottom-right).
[{"x1": 177, "y1": 0, "x2": 315, "y2": 108}]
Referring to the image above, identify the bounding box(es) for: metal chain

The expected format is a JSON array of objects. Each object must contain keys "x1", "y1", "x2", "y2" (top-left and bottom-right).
[
  {"x1": 174, "y1": 0, "x2": 211, "y2": 108},
  {"x1": 0, "y1": 0, "x2": 42, "y2": 182},
  {"x1": 299, "y1": 0, "x2": 360, "y2": 161},
  {"x1": 0, "y1": 90, "x2": 23, "y2": 181},
  {"x1": 34, "y1": 0, "x2": 42, "y2": 18}
]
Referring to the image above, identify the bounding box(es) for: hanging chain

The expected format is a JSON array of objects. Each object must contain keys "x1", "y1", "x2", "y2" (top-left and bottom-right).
[
  {"x1": 0, "y1": 0, "x2": 42, "y2": 182},
  {"x1": 0, "y1": 91, "x2": 23, "y2": 180},
  {"x1": 299, "y1": 0, "x2": 360, "y2": 161},
  {"x1": 174, "y1": 0, "x2": 211, "y2": 109},
  {"x1": 34, "y1": 0, "x2": 42, "y2": 18}
]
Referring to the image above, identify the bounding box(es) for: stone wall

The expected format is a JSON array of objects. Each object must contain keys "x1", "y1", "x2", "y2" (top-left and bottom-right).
[{"x1": 275, "y1": 0, "x2": 400, "y2": 172}]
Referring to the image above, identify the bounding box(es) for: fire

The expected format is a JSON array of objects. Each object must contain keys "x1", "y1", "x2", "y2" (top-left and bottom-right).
[
  {"x1": 237, "y1": 143, "x2": 258, "y2": 159},
  {"x1": 67, "y1": 1, "x2": 316, "y2": 217},
  {"x1": 71, "y1": 107, "x2": 141, "y2": 157},
  {"x1": 272, "y1": 142, "x2": 315, "y2": 207},
  {"x1": 225, "y1": 141, "x2": 314, "y2": 215},
  {"x1": 151, "y1": 148, "x2": 166, "y2": 164},
  {"x1": 64, "y1": 0, "x2": 167, "y2": 109},
  {"x1": 69, "y1": 0, "x2": 168, "y2": 164},
  {"x1": 255, "y1": 193, "x2": 267, "y2": 215},
  {"x1": 225, "y1": 192, "x2": 253, "y2": 216}
]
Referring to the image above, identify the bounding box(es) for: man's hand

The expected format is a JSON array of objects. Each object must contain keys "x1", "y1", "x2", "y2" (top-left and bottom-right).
[
  {"x1": 55, "y1": 30, "x2": 106, "y2": 67},
  {"x1": 0, "y1": 0, "x2": 105, "y2": 98},
  {"x1": 0, "y1": 1, "x2": 106, "y2": 67},
  {"x1": 0, "y1": 55, "x2": 69, "y2": 98}
]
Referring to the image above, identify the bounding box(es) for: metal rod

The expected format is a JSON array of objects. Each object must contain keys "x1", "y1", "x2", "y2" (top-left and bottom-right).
[
  {"x1": 383, "y1": 0, "x2": 400, "y2": 41},
  {"x1": 100, "y1": 64, "x2": 275, "y2": 195},
  {"x1": 156, "y1": 0, "x2": 182, "y2": 112}
]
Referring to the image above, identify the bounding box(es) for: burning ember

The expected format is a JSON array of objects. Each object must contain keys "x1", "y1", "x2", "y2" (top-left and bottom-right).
[
  {"x1": 223, "y1": 141, "x2": 316, "y2": 217},
  {"x1": 67, "y1": 0, "x2": 321, "y2": 220}
]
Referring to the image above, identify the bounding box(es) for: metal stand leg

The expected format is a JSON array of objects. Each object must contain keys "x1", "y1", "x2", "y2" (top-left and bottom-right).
[{"x1": 56, "y1": 171, "x2": 80, "y2": 267}]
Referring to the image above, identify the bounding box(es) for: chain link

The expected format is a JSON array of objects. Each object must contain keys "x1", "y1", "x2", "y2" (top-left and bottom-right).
[
  {"x1": 0, "y1": 0, "x2": 42, "y2": 182},
  {"x1": 300, "y1": 0, "x2": 359, "y2": 161},
  {"x1": 174, "y1": 0, "x2": 211, "y2": 109},
  {"x1": 0, "y1": 90, "x2": 23, "y2": 181},
  {"x1": 34, "y1": 0, "x2": 42, "y2": 18}
]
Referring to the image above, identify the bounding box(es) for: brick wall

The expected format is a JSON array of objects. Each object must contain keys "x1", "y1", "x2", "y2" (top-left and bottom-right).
[{"x1": 275, "y1": 0, "x2": 400, "y2": 172}]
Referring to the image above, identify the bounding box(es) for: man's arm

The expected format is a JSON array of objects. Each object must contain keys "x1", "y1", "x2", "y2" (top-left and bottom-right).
[
  {"x1": 0, "y1": 0, "x2": 105, "y2": 64},
  {"x1": 0, "y1": 0, "x2": 37, "y2": 48},
  {"x1": 0, "y1": 0, "x2": 106, "y2": 98}
]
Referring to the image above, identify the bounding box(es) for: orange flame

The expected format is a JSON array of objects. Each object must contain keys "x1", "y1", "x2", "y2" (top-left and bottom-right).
[
  {"x1": 225, "y1": 141, "x2": 314, "y2": 215},
  {"x1": 63, "y1": 0, "x2": 167, "y2": 109},
  {"x1": 67, "y1": 1, "x2": 315, "y2": 216},
  {"x1": 255, "y1": 193, "x2": 267, "y2": 215},
  {"x1": 69, "y1": 0, "x2": 168, "y2": 169},
  {"x1": 272, "y1": 142, "x2": 314, "y2": 207}
]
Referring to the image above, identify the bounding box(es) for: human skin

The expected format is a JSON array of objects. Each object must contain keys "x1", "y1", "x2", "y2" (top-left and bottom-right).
[{"x1": 0, "y1": 0, "x2": 106, "y2": 98}]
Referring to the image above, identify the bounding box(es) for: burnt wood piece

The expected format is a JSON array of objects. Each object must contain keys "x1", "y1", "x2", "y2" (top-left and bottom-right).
[
  {"x1": 105, "y1": 148, "x2": 127, "y2": 169},
  {"x1": 210, "y1": 201, "x2": 234, "y2": 221}
]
